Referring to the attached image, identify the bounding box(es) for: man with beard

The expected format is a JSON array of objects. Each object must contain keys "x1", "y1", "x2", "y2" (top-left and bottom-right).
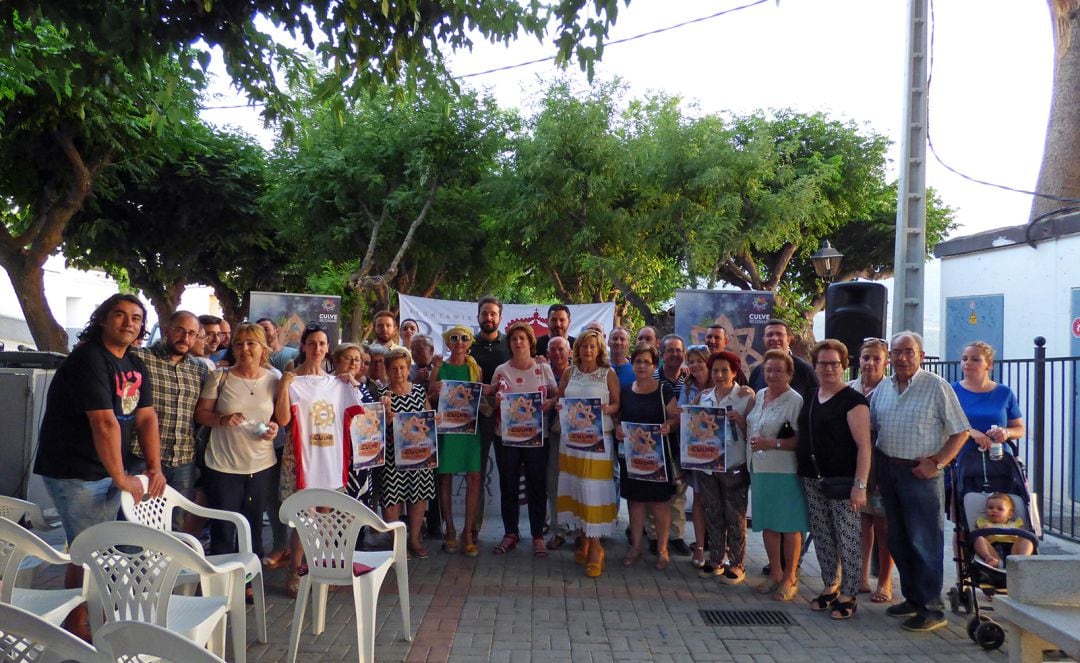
[
  {"x1": 368, "y1": 310, "x2": 400, "y2": 353},
  {"x1": 34, "y1": 294, "x2": 166, "y2": 639},
  {"x1": 209, "y1": 318, "x2": 232, "y2": 364},
  {"x1": 748, "y1": 318, "x2": 818, "y2": 401},
  {"x1": 536, "y1": 304, "x2": 575, "y2": 358},
  {"x1": 129, "y1": 311, "x2": 209, "y2": 516},
  {"x1": 469, "y1": 296, "x2": 511, "y2": 533}
]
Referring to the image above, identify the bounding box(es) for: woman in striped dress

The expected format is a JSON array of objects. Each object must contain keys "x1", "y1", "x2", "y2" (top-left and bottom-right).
[
  {"x1": 556, "y1": 329, "x2": 621, "y2": 577},
  {"x1": 375, "y1": 347, "x2": 436, "y2": 558}
]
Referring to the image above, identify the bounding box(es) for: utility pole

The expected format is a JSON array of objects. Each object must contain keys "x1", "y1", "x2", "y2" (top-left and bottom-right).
[{"x1": 892, "y1": 0, "x2": 929, "y2": 336}]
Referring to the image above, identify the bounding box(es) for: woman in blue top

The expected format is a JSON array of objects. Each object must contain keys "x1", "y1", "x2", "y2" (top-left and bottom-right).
[{"x1": 950, "y1": 341, "x2": 1025, "y2": 464}]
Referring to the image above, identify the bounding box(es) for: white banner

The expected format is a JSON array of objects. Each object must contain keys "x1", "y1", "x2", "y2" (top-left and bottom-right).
[{"x1": 398, "y1": 294, "x2": 616, "y2": 356}]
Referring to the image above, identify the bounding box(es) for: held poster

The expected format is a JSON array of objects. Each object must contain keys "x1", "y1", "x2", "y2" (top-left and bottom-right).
[
  {"x1": 500, "y1": 392, "x2": 544, "y2": 447},
  {"x1": 393, "y1": 410, "x2": 438, "y2": 471},
  {"x1": 349, "y1": 408, "x2": 385, "y2": 471},
  {"x1": 437, "y1": 380, "x2": 482, "y2": 435},
  {"x1": 680, "y1": 405, "x2": 728, "y2": 472},
  {"x1": 559, "y1": 397, "x2": 604, "y2": 453},
  {"x1": 621, "y1": 421, "x2": 669, "y2": 483}
]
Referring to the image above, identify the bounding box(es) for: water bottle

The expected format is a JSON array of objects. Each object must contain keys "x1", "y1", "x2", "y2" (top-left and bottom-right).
[
  {"x1": 988, "y1": 425, "x2": 1003, "y2": 461},
  {"x1": 240, "y1": 418, "x2": 270, "y2": 438}
]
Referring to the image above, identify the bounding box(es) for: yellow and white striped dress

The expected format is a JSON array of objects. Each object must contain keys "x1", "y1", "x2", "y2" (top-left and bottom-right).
[{"x1": 557, "y1": 365, "x2": 617, "y2": 537}]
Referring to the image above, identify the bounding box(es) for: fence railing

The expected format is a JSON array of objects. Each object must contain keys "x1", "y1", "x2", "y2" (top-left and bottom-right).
[{"x1": 925, "y1": 337, "x2": 1079, "y2": 543}]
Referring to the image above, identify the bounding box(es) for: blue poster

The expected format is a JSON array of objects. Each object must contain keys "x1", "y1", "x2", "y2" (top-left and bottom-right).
[
  {"x1": 674, "y1": 289, "x2": 775, "y2": 372},
  {"x1": 622, "y1": 422, "x2": 669, "y2": 483},
  {"x1": 680, "y1": 406, "x2": 729, "y2": 472},
  {"x1": 437, "y1": 380, "x2": 482, "y2": 435},
  {"x1": 349, "y1": 408, "x2": 385, "y2": 470},
  {"x1": 393, "y1": 410, "x2": 438, "y2": 471},
  {"x1": 249, "y1": 291, "x2": 342, "y2": 349},
  {"x1": 944, "y1": 295, "x2": 1004, "y2": 372},
  {"x1": 500, "y1": 392, "x2": 544, "y2": 447},
  {"x1": 559, "y1": 397, "x2": 605, "y2": 454}
]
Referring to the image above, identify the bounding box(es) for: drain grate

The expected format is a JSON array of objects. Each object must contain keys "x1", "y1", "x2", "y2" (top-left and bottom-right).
[{"x1": 700, "y1": 609, "x2": 794, "y2": 626}]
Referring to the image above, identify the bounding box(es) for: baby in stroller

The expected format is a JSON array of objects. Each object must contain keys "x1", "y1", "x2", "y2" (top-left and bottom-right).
[{"x1": 972, "y1": 492, "x2": 1034, "y2": 569}]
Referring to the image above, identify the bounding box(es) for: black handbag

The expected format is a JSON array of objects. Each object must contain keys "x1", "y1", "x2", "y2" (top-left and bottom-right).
[{"x1": 808, "y1": 395, "x2": 854, "y2": 500}]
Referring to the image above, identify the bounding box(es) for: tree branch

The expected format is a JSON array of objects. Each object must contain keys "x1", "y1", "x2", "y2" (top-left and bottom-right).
[
  {"x1": 609, "y1": 272, "x2": 656, "y2": 326},
  {"x1": 765, "y1": 243, "x2": 799, "y2": 291}
]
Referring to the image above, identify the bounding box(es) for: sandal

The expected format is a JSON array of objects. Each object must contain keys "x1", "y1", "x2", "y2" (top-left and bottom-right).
[
  {"x1": 830, "y1": 598, "x2": 858, "y2": 620},
  {"x1": 574, "y1": 536, "x2": 589, "y2": 565},
  {"x1": 871, "y1": 587, "x2": 893, "y2": 603},
  {"x1": 773, "y1": 582, "x2": 798, "y2": 602},
  {"x1": 533, "y1": 537, "x2": 548, "y2": 558},
  {"x1": 623, "y1": 547, "x2": 643, "y2": 567},
  {"x1": 262, "y1": 549, "x2": 291, "y2": 570},
  {"x1": 691, "y1": 545, "x2": 705, "y2": 569},
  {"x1": 286, "y1": 569, "x2": 302, "y2": 599},
  {"x1": 656, "y1": 549, "x2": 670, "y2": 571},
  {"x1": 810, "y1": 590, "x2": 839, "y2": 612},
  {"x1": 585, "y1": 545, "x2": 605, "y2": 578},
  {"x1": 408, "y1": 542, "x2": 430, "y2": 559},
  {"x1": 493, "y1": 533, "x2": 519, "y2": 555},
  {"x1": 546, "y1": 534, "x2": 566, "y2": 551},
  {"x1": 755, "y1": 578, "x2": 781, "y2": 595},
  {"x1": 462, "y1": 533, "x2": 479, "y2": 558},
  {"x1": 442, "y1": 529, "x2": 459, "y2": 554}
]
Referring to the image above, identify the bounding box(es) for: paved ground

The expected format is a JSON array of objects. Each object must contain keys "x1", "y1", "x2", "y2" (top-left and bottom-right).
[{"x1": 33, "y1": 508, "x2": 1080, "y2": 662}]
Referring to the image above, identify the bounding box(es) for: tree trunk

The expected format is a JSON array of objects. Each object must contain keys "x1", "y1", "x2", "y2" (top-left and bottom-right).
[
  {"x1": 1031, "y1": 3, "x2": 1080, "y2": 221},
  {"x1": 5, "y1": 257, "x2": 69, "y2": 351}
]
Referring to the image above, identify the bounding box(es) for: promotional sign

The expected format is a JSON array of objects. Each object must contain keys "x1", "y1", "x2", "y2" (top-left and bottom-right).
[
  {"x1": 398, "y1": 294, "x2": 615, "y2": 356},
  {"x1": 621, "y1": 421, "x2": 669, "y2": 483},
  {"x1": 349, "y1": 408, "x2": 385, "y2": 471},
  {"x1": 680, "y1": 405, "x2": 729, "y2": 472},
  {"x1": 500, "y1": 392, "x2": 544, "y2": 447},
  {"x1": 436, "y1": 380, "x2": 482, "y2": 435},
  {"x1": 674, "y1": 289, "x2": 775, "y2": 373},
  {"x1": 559, "y1": 397, "x2": 605, "y2": 453},
  {"x1": 249, "y1": 291, "x2": 342, "y2": 349},
  {"x1": 393, "y1": 410, "x2": 438, "y2": 471}
]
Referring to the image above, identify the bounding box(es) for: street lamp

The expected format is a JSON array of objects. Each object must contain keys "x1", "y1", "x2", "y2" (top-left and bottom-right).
[{"x1": 811, "y1": 240, "x2": 844, "y2": 283}]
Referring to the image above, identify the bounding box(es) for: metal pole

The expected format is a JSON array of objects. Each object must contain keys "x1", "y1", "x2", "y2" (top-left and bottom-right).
[
  {"x1": 1032, "y1": 336, "x2": 1046, "y2": 536},
  {"x1": 891, "y1": 0, "x2": 929, "y2": 336}
]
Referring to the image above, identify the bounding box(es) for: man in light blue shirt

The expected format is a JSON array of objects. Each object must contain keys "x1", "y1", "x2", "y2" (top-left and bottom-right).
[{"x1": 871, "y1": 331, "x2": 969, "y2": 633}]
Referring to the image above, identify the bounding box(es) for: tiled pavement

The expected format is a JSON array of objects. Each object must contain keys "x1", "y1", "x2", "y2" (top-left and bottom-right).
[{"x1": 34, "y1": 510, "x2": 1080, "y2": 662}]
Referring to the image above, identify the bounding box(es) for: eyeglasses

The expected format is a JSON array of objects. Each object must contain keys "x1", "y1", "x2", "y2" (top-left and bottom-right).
[
  {"x1": 816, "y1": 361, "x2": 843, "y2": 370},
  {"x1": 342, "y1": 355, "x2": 363, "y2": 363},
  {"x1": 448, "y1": 334, "x2": 472, "y2": 344},
  {"x1": 215, "y1": 332, "x2": 230, "y2": 339},
  {"x1": 304, "y1": 322, "x2": 325, "y2": 332},
  {"x1": 687, "y1": 344, "x2": 709, "y2": 352},
  {"x1": 170, "y1": 327, "x2": 199, "y2": 339},
  {"x1": 890, "y1": 348, "x2": 918, "y2": 358}
]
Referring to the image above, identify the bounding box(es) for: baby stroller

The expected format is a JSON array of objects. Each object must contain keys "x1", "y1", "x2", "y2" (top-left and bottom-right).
[{"x1": 947, "y1": 442, "x2": 1041, "y2": 650}]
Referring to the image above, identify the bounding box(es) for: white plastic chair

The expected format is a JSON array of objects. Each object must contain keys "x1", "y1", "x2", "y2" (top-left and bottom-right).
[
  {"x1": 95, "y1": 620, "x2": 227, "y2": 662},
  {"x1": 69, "y1": 520, "x2": 244, "y2": 662},
  {"x1": 120, "y1": 474, "x2": 268, "y2": 646},
  {"x1": 0, "y1": 602, "x2": 106, "y2": 663},
  {"x1": 279, "y1": 489, "x2": 412, "y2": 663},
  {"x1": 0, "y1": 495, "x2": 54, "y2": 531},
  {"x1": 0, "y1": 516, "x2": 85, "y2": 627}
]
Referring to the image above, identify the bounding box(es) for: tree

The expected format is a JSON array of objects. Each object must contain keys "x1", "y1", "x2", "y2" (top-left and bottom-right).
[
  {"x1": 5, "y1": 1, "x2": 628, "y2": 125},
  {"x1": 1030, "y1": 1, "x2": 1080, "y2": 222},
  {"x1": 63, "y1": 123, "x2": 288, "y2": 324},
  {"x1": 263, "y1": 78, "x2": 515, "y2": 339},
  {"x1": 0, "y1": 13, "x2": 200, "y2": 350}
]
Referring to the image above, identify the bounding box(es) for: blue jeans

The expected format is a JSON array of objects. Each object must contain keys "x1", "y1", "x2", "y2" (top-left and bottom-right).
[
  {"x1": 877, "y1": 453, "x2": 946, "y2": 620},
  {"x1": 42, "y1": 476, "x2": 120, "y2": 545}
]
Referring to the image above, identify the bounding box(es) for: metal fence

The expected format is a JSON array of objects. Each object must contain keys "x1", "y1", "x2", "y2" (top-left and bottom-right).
[{"x1": 925, "y1": 337, "x2": 1079, "y2": 543}]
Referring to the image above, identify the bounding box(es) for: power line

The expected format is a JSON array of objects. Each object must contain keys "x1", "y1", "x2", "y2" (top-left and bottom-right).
[{"x1": 455, "y1": 0, "x2": 771, "y2": 80}]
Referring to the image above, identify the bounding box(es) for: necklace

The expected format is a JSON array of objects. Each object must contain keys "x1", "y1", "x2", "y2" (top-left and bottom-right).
[{"x1": 239, "y1": 375, "x2": 258, "y2": 395}]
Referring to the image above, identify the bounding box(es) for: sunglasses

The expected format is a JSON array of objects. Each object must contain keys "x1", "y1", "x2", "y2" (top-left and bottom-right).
[
  {"x1": 448, "y1": 334, "x2": 472, "y2": 343},
  {"x1": 305, "y1": 322, "x2": 326, "y2": 332},
  {"x1": 687, "y1": 344, "x2": 709, "y2": 352}
]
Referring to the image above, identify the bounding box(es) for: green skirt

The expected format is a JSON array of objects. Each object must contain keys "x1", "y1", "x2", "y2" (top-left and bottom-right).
[
  {"x1": 437, "y1": 432, "x2": 482, "y2": 474},
  {"x1": 750, "y1": 471, "x2": 809, "y2": 533}
]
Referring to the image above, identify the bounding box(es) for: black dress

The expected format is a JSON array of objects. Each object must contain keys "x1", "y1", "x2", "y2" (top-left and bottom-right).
[{"x1": 618, "y1": 382, "x2": 677, "y2": 502}]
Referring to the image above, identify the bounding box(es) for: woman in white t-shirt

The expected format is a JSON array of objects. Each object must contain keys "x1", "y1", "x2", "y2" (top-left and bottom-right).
[{"x1": 195, "y1": 323, "x2": 280, "y2": 563}]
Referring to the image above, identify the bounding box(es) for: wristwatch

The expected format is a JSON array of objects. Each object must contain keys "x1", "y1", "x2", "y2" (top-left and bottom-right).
[
  {"x1": 929, "y1": 455, "x2": 946, "y2": 471},
  {"x1": 853, "y1": 479, "x2": 867, "y2": 490}
]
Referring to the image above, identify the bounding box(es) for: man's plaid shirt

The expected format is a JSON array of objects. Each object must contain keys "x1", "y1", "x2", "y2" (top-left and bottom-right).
[{"x1": 131, "y1": 341, "x2": 209, "y2": 467}]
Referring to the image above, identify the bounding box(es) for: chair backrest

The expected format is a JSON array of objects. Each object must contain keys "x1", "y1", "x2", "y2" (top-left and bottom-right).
[
  {"x1": 0, "y1": 602, "x2": 105, "y2": 663},
  {"x1": 95, "y1": 620, "x2": 227, "y2": 663},
  {"x1": 280, "y1": 489, "x2": 386, "y2": 582},
  {"x1": 69, "y1": 521, "x2": 216, "y2": 625},
  {"x1": 0, "y1": 495, "x2": 48, "y2": 531},
  {"x1": 119, "y1": 474, "x2": 181, "y2": 533},
  {"x1": 0, "y1": 516, "x2": 70, "y2": 603}
]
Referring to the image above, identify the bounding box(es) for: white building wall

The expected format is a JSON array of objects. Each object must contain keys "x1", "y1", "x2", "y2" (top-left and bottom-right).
[{"x1": 939, "y1": 233, "x2": 1080, "y2": 361}]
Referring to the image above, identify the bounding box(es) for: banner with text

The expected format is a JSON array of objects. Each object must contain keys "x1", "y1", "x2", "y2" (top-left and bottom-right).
[{"x1": 674, "y1": 289, "x2": 775, "y2": 373}]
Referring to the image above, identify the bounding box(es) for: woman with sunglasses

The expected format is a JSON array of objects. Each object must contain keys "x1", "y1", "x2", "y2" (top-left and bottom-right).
[
  {"x1": 679, "y1": 345, "x2": 713, "y2": 569},
  {"x1": 491, "y1": 322, "x2": 559, "y2": 557},
  {"x1": 428, "y1": 325, "x2": 486, "y2": 556}
]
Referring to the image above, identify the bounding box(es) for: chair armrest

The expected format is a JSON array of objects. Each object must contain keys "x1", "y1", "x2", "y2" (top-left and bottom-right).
[
  {"x1": 179, "y1": 503, "x2": 253, "y2": 554},
  {"x1": 171, "y1": 532, "x2": 207, "y2": 556}
]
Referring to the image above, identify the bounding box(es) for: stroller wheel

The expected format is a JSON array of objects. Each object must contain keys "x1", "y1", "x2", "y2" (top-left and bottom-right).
[
  {"x1": 948, "y1": 587, "x2": 961, "y2": 614},
  {"x1": 964, "y1": 585, "x2": 977, "y2": 614},
  {"x1": 974, "y1": 620, "x2": 1006, "y2": 650},
  {"x1": 967, "y1": 615, "x2": 991, "y2": 641}
]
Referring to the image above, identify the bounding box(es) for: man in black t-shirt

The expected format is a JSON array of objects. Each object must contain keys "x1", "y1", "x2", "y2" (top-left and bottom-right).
[
  {"x1": 748, "y1": 319, "x2": 819, "y2": 401},
  {"x1": 535, "y1": 303, "x2": 575, "y2": 358},
  {"x1": 469, "y1": 296, "x2": 511, "y2": 533},
  {"x1": 34, "y1": 294, "x2": 166, "y2": 638}
]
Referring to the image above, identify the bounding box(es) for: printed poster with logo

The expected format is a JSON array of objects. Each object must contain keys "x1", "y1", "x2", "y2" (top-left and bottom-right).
[
  {"x1": 500, "y1": 392, "x2": 544, "y2": 447},
  {"x1": 559, "y1": 397, "x2": 604, "y2": 453},
  {"x1": 437, "y1": 381, "x2": 482, "y2": 435},
  {"x1": 680, "y1": 405, "x2": 729, "y2": 472},
  {"x1": 393, "y1": 410, "x2": 438, "y2": 471},
  {"x1": 349, "y1": 408, "x2": 386, "y2": 471},
  {"x1": 621, "y1": 421, "x2": 669, "y2": 483}
]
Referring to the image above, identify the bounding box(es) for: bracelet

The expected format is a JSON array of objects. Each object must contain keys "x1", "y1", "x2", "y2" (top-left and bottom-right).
[
  {"x1": 853, "y1": 479, "x2": 867, "y2": 490},
  {"x1": 219, "y1": 415, "x2": 228, "y2": 426}
]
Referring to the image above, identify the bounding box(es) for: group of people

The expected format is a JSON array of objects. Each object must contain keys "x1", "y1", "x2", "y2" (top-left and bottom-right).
[{"x1": 31, "y1": 292, "x2": 1027, "y2": 640}]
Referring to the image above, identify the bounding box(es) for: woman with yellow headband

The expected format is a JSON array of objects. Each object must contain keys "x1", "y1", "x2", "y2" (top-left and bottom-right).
[{"x1": 429, "y1": 325, "x2": 487, "y2": 556}]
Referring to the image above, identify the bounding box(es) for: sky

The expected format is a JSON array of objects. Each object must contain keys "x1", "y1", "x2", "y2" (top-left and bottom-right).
[{"x1": 199, "y1": 0, "x2": 1059, "y2": 353}]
